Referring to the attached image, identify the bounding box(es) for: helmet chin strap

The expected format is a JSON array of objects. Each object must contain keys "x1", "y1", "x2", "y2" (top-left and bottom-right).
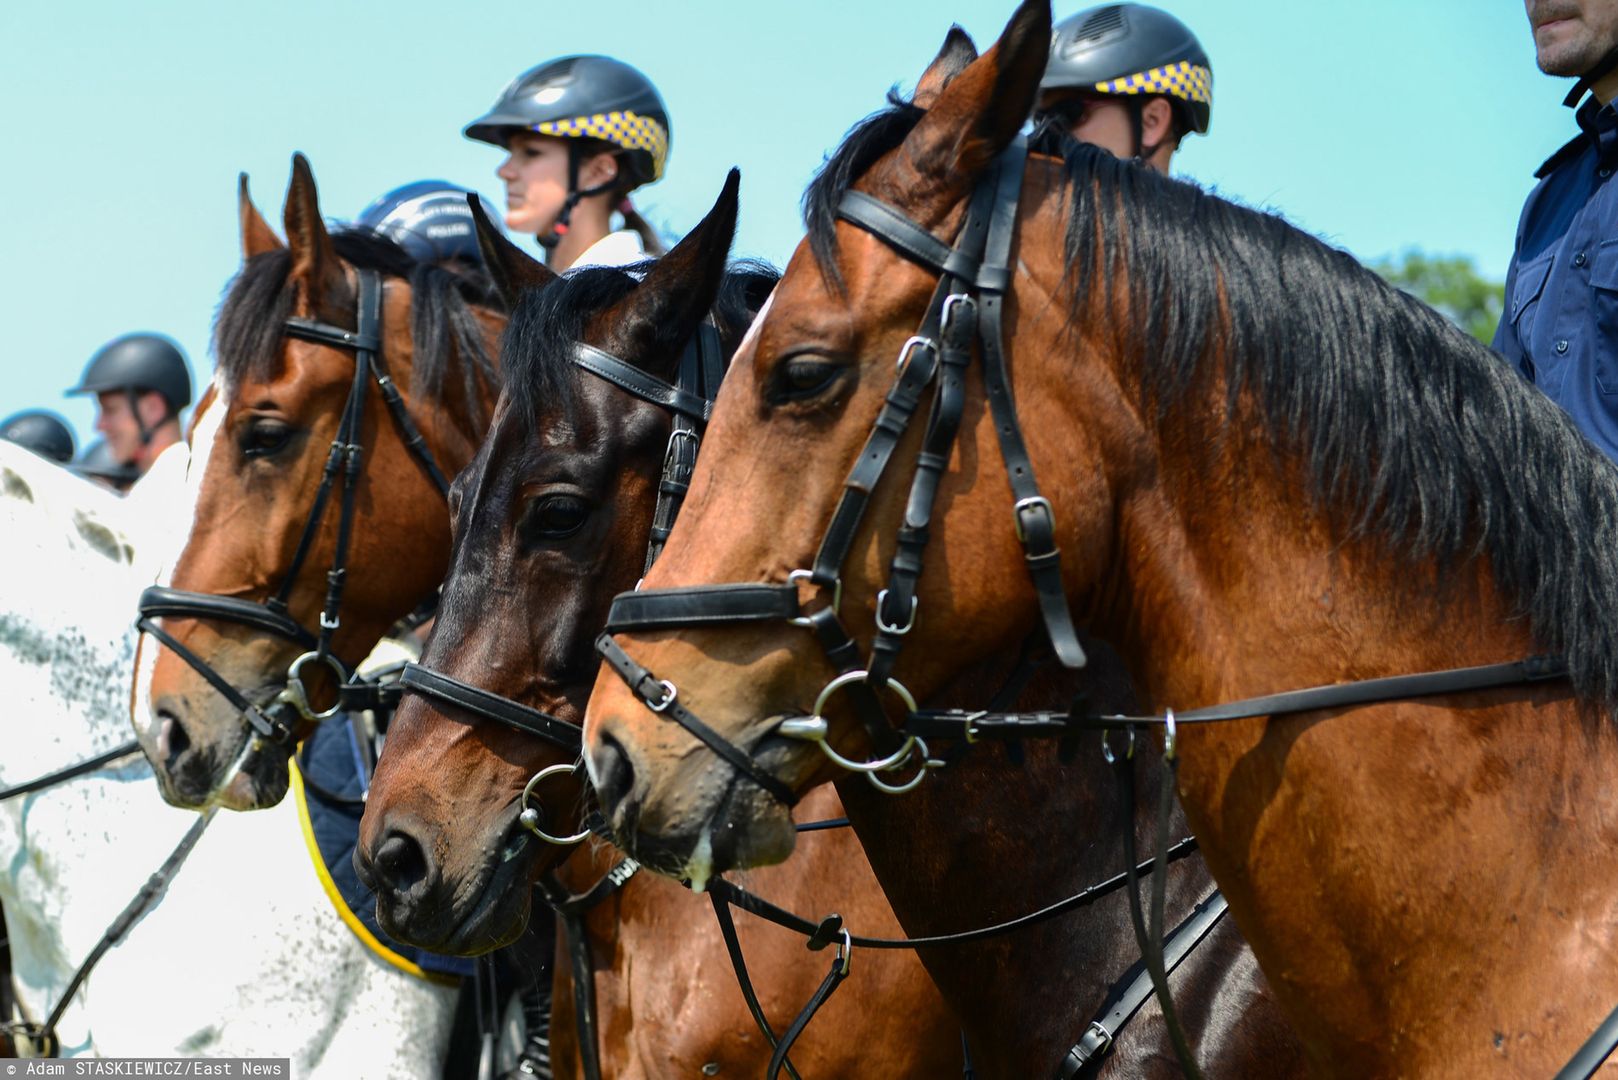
[
  {"x1": 537, "y1": 143, "x2": 618, "y2": 251},
  {"x1": 128, "y1": 388, "x2": 155, "y2": 446}
]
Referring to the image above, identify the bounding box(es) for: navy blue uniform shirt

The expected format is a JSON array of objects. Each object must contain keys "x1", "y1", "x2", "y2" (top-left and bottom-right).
[{"x1": 1495, "y1": 98, "x2": 1618, "y2": 461}]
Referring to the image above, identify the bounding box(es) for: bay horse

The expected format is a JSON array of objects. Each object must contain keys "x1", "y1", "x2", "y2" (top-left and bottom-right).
[
  {"x1": 359, "y1": 177, "x2": 960, "y2": 1078},
  {"x1": 0, "y1": 440, "x2": 457, "y2": 1072},
  {"x1": 535, "y1": 25, "x2": 1304, "y2": 1080},
  {"x1": 131, "y1": 154, "x2": 503, "y2": 812},
  {"x1": 581, "y1": 2, "x2": 1618, "y2": 1075}
]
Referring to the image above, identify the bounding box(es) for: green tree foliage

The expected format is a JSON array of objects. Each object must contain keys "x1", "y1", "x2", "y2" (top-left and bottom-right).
[{"x1": 1371, "y1": 249, "x2": 1506, "y2": 345}]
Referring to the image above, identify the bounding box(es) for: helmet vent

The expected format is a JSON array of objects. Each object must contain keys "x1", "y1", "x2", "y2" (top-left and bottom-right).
[{"x1": 1074, "y1": 5, "x2": 1126, "y2": 45}]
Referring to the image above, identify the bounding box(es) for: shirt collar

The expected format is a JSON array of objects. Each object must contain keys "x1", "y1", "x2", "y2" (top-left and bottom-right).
[
  {"x1": 567, "y1": 230, "x2": 648, "y2": 272},
  {"x1": 1577, "y1": 97, "x2": 1618, "y2": 164}
]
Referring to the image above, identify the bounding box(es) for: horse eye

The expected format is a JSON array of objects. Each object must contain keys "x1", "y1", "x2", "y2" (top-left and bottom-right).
[
  {"x1": 241, "y1": 419, "x2": 293, "y2": 459},
  {"x1": 522, "y1": 494, "x2": 590, "y2": 541},
  {"x1": 773, "y1": 357, "x2": 843, "y2": 401}
]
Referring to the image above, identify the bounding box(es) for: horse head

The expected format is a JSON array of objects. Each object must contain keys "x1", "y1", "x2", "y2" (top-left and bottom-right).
[
  {"x1": 357, "y1": 174, "x2": 773, "y2": 951},
  {"x1": 134, "y1": 155, "x2": 504, "y2": 810}
]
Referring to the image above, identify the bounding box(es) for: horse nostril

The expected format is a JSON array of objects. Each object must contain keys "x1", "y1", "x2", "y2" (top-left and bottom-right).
[
  {"x1": 591, "y1": 732, "x2": 638, "y2": 820},
  {"x1": 373, "y1": 830, "x2": 433, "y2": 900},
  {"x1": 157, "y1": 712, "x2": 190, "y2": 774}
]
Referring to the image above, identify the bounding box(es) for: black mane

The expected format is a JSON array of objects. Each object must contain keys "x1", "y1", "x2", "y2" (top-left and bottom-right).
[
  {"x1": 807, "y1": 103, "x2": 1618, "y2": 712},
  {"x1": 502, "y1": 259, "x2": 780, "y2": 433},
  {"x1": 213, "y1": 229, "x2": 502, "y2": 426}
]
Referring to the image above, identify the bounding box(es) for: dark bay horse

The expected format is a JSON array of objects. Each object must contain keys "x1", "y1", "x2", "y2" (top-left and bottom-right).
[
  {"x1": 359, "y1": 177, "x2": 960, "y2": 1078},
  {"x1": 582, "y1": 2, "x2": 1618, "y2": 1075},
  {"x1": 132, "y1": 156, "x2": 503, "y2": 810}
]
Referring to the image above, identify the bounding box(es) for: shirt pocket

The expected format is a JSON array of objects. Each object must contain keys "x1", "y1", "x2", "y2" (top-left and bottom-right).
[
  {"x1": 1510, "y1": 249, "x2": 1554, "y2": 347},
  {"x1": 1592, "y1": 239, "x2": 1618, "y2": 394}
]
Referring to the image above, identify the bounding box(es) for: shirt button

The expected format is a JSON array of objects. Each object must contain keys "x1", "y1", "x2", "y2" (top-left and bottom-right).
[
  {"x1": 1602, "y1": 167, "x2": 1612, "y2": 178},
  {"x1": 1576, "y1": 251, "x2": 1589, "y2": 267},
  {"x1": 1556, "y1": 339, "x2": 1570, "y2": 354}
]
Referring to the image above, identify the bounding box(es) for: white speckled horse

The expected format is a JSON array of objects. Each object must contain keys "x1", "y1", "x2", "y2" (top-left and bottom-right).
[{"x1": 0, "y1": 439, "x2": 458, "y2": 1074}]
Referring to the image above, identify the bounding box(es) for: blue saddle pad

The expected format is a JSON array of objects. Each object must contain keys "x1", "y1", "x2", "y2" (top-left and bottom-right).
[{"x1": 292, "y1": 716, "x2": 474, "y2": 982}]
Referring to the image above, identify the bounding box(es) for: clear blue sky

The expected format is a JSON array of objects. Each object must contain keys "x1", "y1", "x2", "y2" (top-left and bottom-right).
[{"x1": 0, "y1": 1, "x2": 1573, "y2": 447}]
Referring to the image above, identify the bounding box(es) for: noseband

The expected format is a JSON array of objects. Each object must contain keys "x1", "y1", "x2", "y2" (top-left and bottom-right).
[{"x1": 137, "y1": 268, "x2": 453, "y2": 747}]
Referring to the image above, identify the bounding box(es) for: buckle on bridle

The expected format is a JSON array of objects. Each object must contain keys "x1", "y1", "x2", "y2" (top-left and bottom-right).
[
  {"x1": 874, "y1": 589, "x2": 917, "y2": 636},
  {"x1": 786, "y1": 569, "x2": 842, "y2": 627},
  {"x1": 665, "y1": 427, "x2": 700, "y2": 464},
  {"x1": 1012, "y1": 495, "x2": 1054, "y2": 543},
  {"x1": 644, "y1": 678, "x2": 679, "y2": 713},
  {"x1": 895, "y1": 335, "x2": 936, "y2": 375}
]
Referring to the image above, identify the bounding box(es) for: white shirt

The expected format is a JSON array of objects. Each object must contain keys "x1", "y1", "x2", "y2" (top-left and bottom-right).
[{"x1": 568, "y1": 229, "x2": 647, "y2": 272}]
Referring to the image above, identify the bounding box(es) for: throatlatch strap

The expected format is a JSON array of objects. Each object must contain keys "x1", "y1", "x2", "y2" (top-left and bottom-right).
[
  {"x1": 595, "y1": 634, "x2": 798, "y2": 806},
  {"x1": 397, "y1": 663, "x2": 581, "y2": 751}
]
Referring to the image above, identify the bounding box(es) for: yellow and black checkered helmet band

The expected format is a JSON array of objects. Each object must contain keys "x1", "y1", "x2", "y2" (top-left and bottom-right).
[
  {"x1": 1093, "y1": 61, "x2": 1212, "y2": 106},
  {"x1": 532, "y1": 110, "x2": 670, "y2": 181}
]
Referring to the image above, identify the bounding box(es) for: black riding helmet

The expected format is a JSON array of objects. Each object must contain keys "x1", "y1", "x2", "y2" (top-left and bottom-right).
[
  {"x1": 67, "y1": 332, "x2": 193, "y2": 445},
  {"x1": 1042, "y1": 3, "x2": 1212, "y2": 151},
  {"x1": 1, "y1": 410, "x2": 76, "y2": 464},
  {"x1": 464, "y1": 55, "x2": 670, "y2": 247},
  {"x1": 72, "y1": 438, "x2": 140, "y2": 488},
  {"x1": 357, "y1": 180, "x2": 488, "y2": 266}
]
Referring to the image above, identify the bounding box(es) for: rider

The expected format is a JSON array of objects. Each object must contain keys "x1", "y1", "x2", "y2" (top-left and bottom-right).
[
  {"x1": 356, "y1": 180, "x2": 487, "y2": 268},
  {"x1": 0, "y1": 410, "x2": 76, "y2": 465},
  {"x1": 463, "y1": 54, "x2": 671, "y2": 271},
  {"x1": 66, "y1": 333, "x2": 192, "y2": 479},
  {"x1": 1037, "y1": 3, "x2": 1212, "y2": 176},
  {"x1": 1495, "y1": 1, "x2": 1618, "y2": 462}
]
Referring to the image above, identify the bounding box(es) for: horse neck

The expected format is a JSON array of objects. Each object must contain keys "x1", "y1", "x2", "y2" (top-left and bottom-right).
[{"x1": 1098, "y1": 412, "x2": 1538, "y2": 716}]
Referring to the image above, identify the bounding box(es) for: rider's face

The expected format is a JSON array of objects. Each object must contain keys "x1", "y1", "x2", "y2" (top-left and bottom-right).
[
  {"x1": 94, "y1": 391, "x2": 141, "y2": 464},
  {"x1": 1527, "y1": 0, "x2": 1618, "y2": 77},
  {"x1": 497, "y1": 133, "x2": 571, "y2": 237},
  {"x1": 1040, "y1": 92, "x2": 1136, "y2": 159}
]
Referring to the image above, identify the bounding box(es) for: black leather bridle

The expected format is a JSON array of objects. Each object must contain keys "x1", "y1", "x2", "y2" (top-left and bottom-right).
[
  {"x1": 391, "y1": 317, "x2": 726, "y2": 792},
  {"x1": 136, "y1": 268, "x2": 454, "y2": 748},
  {"x1": 389, "y1": 317, "x2": 725, "y2": 1080},
  {"x1": 593, "y1": 137, "x2": 1084, "y2": 801},
  {"x1": 586, "y1": 136, "x2": 1618, "y2": 1079}
]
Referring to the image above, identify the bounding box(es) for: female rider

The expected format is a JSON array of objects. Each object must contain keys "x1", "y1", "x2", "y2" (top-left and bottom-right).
[{"x1": 463, "y1": 54, "x2": 670, "y2": 271}]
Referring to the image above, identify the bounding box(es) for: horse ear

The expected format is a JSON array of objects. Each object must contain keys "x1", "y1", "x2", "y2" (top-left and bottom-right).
[
  {"x1": 468, "y1": 193, "x2": 555, "y2": 309},
  {"x1": 913, "y1": 25, "x2": 979, "y2": 108},
  {"x1": 600, "y1": 169, "x2": 739, "y2": 373},
  {"x1": 282, "y1": 153, "x2": 345, "y2": 304},
  {"x1": 894, "y1": 0, "x2": 1050, "y2": 187},
  {"x1": 238, "y1": 173, "x2": 282, "y2": 259}
]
